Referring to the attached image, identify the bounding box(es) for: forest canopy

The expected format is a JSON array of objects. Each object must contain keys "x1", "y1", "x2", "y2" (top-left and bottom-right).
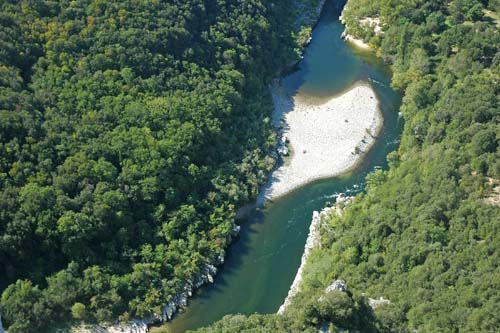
[{"x1": 0, "y1": 0, "x2": 302, "y2": 331}]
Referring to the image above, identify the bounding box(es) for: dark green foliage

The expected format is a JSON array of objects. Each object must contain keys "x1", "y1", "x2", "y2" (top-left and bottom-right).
[
  {"x1": 186, "y1": 314, "x2": 317, "y2": 333},
  {"x1": 0, "y1": 0, "x2": 300, "y2": 331},
  {"x1": 316, "y1": 291, "x2": 355, "y2": 327}
]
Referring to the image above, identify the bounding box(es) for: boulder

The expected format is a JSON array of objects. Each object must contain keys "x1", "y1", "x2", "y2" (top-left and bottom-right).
[
  {"x1": 217, "y1": 253, "x2": 225, "y2": 265},
  {"x1": 336, "y1": 193, "x2": 347, "y2": 203},
  {"x1": 277, "y1": 145, "x2": 289, "y2": 156},
  {"x1": 368, "y1": 297, "x2": 391, "y2": 308},
  {"x1": 68, "y1": 320, "x2": 148, "y2": 333},
  {"x1": 325, "y1": 279, "x2": 348, "y2": 293},
  {"x1": 232, "y1": 224, "x2": 241, "y2": 236}
]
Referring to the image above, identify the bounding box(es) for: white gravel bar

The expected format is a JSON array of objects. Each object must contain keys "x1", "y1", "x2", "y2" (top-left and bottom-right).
[{"x1": 257, "y1": 81, "x2": 382, "y2": 205}]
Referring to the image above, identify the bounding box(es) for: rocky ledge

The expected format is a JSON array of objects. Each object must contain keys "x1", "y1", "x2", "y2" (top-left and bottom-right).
[
  {"x1": 278, "y1": 193, "x2": 352, "y2": 314},
  {"x1": 65, "y1": 225, "x2": 240, "y2": 333}
]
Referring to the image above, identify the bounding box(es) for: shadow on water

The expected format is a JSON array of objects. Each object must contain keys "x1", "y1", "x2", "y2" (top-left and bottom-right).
[{"x1": 154, "y1": 1, "x2": 403, "y2": 332}]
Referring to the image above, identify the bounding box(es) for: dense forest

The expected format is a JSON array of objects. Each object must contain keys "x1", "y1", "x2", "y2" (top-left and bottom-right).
[
  {"x1": 192, "y1": 0, "x2": 500, "y2": 332},
  {"x1": 0, "y1": 0, "x2": 308, "y2": 332}
]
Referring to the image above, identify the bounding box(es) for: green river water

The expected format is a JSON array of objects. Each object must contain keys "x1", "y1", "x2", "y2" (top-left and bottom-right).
[{"x1": 157, "y1": 1, "x2": 402, "y2": 332}]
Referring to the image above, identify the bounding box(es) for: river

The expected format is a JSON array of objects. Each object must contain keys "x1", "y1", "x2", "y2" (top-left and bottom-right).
[{"x1": 154, "y1": 1, "x2": 402, "y2": 332}]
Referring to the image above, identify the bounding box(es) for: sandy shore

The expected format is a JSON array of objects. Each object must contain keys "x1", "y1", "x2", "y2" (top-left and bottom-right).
[
  {"x1": 343, "y1": 34, "x2": 371, "y2": 50},
  {"x1": 257, "y1": 81, "x2": 382, "y2": 205}
]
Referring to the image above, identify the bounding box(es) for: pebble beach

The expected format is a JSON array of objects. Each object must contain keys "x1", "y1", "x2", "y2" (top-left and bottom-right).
[{"x1": 257, "y1": 80, "x2": 382, "y2": 205}]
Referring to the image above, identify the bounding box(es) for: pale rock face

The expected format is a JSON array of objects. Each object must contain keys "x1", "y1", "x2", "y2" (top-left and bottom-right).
[
  {"x1": 325, "y1": 279, "x2": 348, "y2": 293},
  {"x1": 232, "y1": 224, "x2": 241, "y2": 236},
  {"x1": 108, "y1": 321, "x2": 148, "y2": 333},
  {"x1": 217, "y1": 253, "x2": 225, "y2": 264},
  {"x1": 319, "y1": 279, "x2": 348, "y2": 303},
  {"x1": 368, "y1": 297, "x2": 391, "y2": 308},
  {"x1": 278, "y1": 205, "x2": 334, "y2": 314},
  {"x1": 280, "y1": 194, "x2": 353, "y2": 314},
  {"x1": 277, "y1": 144, "x2": 289, "y2": 156},
  {"x1": 70, "y1": 321, "x2": 148, "y2": 333},
  {"x1": 67, "y1": 261, "x2": 220, "y2": 333},
  {"x1": 336, "y1": 193, "x2": 349, "y2": 204},
  {"x1": 359, "y1": 17, "x2": 382, "y2": 35}
]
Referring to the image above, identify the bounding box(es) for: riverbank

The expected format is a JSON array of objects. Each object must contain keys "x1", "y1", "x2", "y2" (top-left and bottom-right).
[
  {"x1": 277, "y1": 206, "x2": 329, "y2": 314},
  {"x1": 278, "y1": 194, "x2": 350, "y2": 314},
  {"x1": 342, "y1": 33, "x2": 371, "y2": 49},
  {"x1": 257, "y1": 81, "x2": 382, "y2": 205},
  {"x1": 339, "y1": 6, "x2": 382, "y2": 51}
]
